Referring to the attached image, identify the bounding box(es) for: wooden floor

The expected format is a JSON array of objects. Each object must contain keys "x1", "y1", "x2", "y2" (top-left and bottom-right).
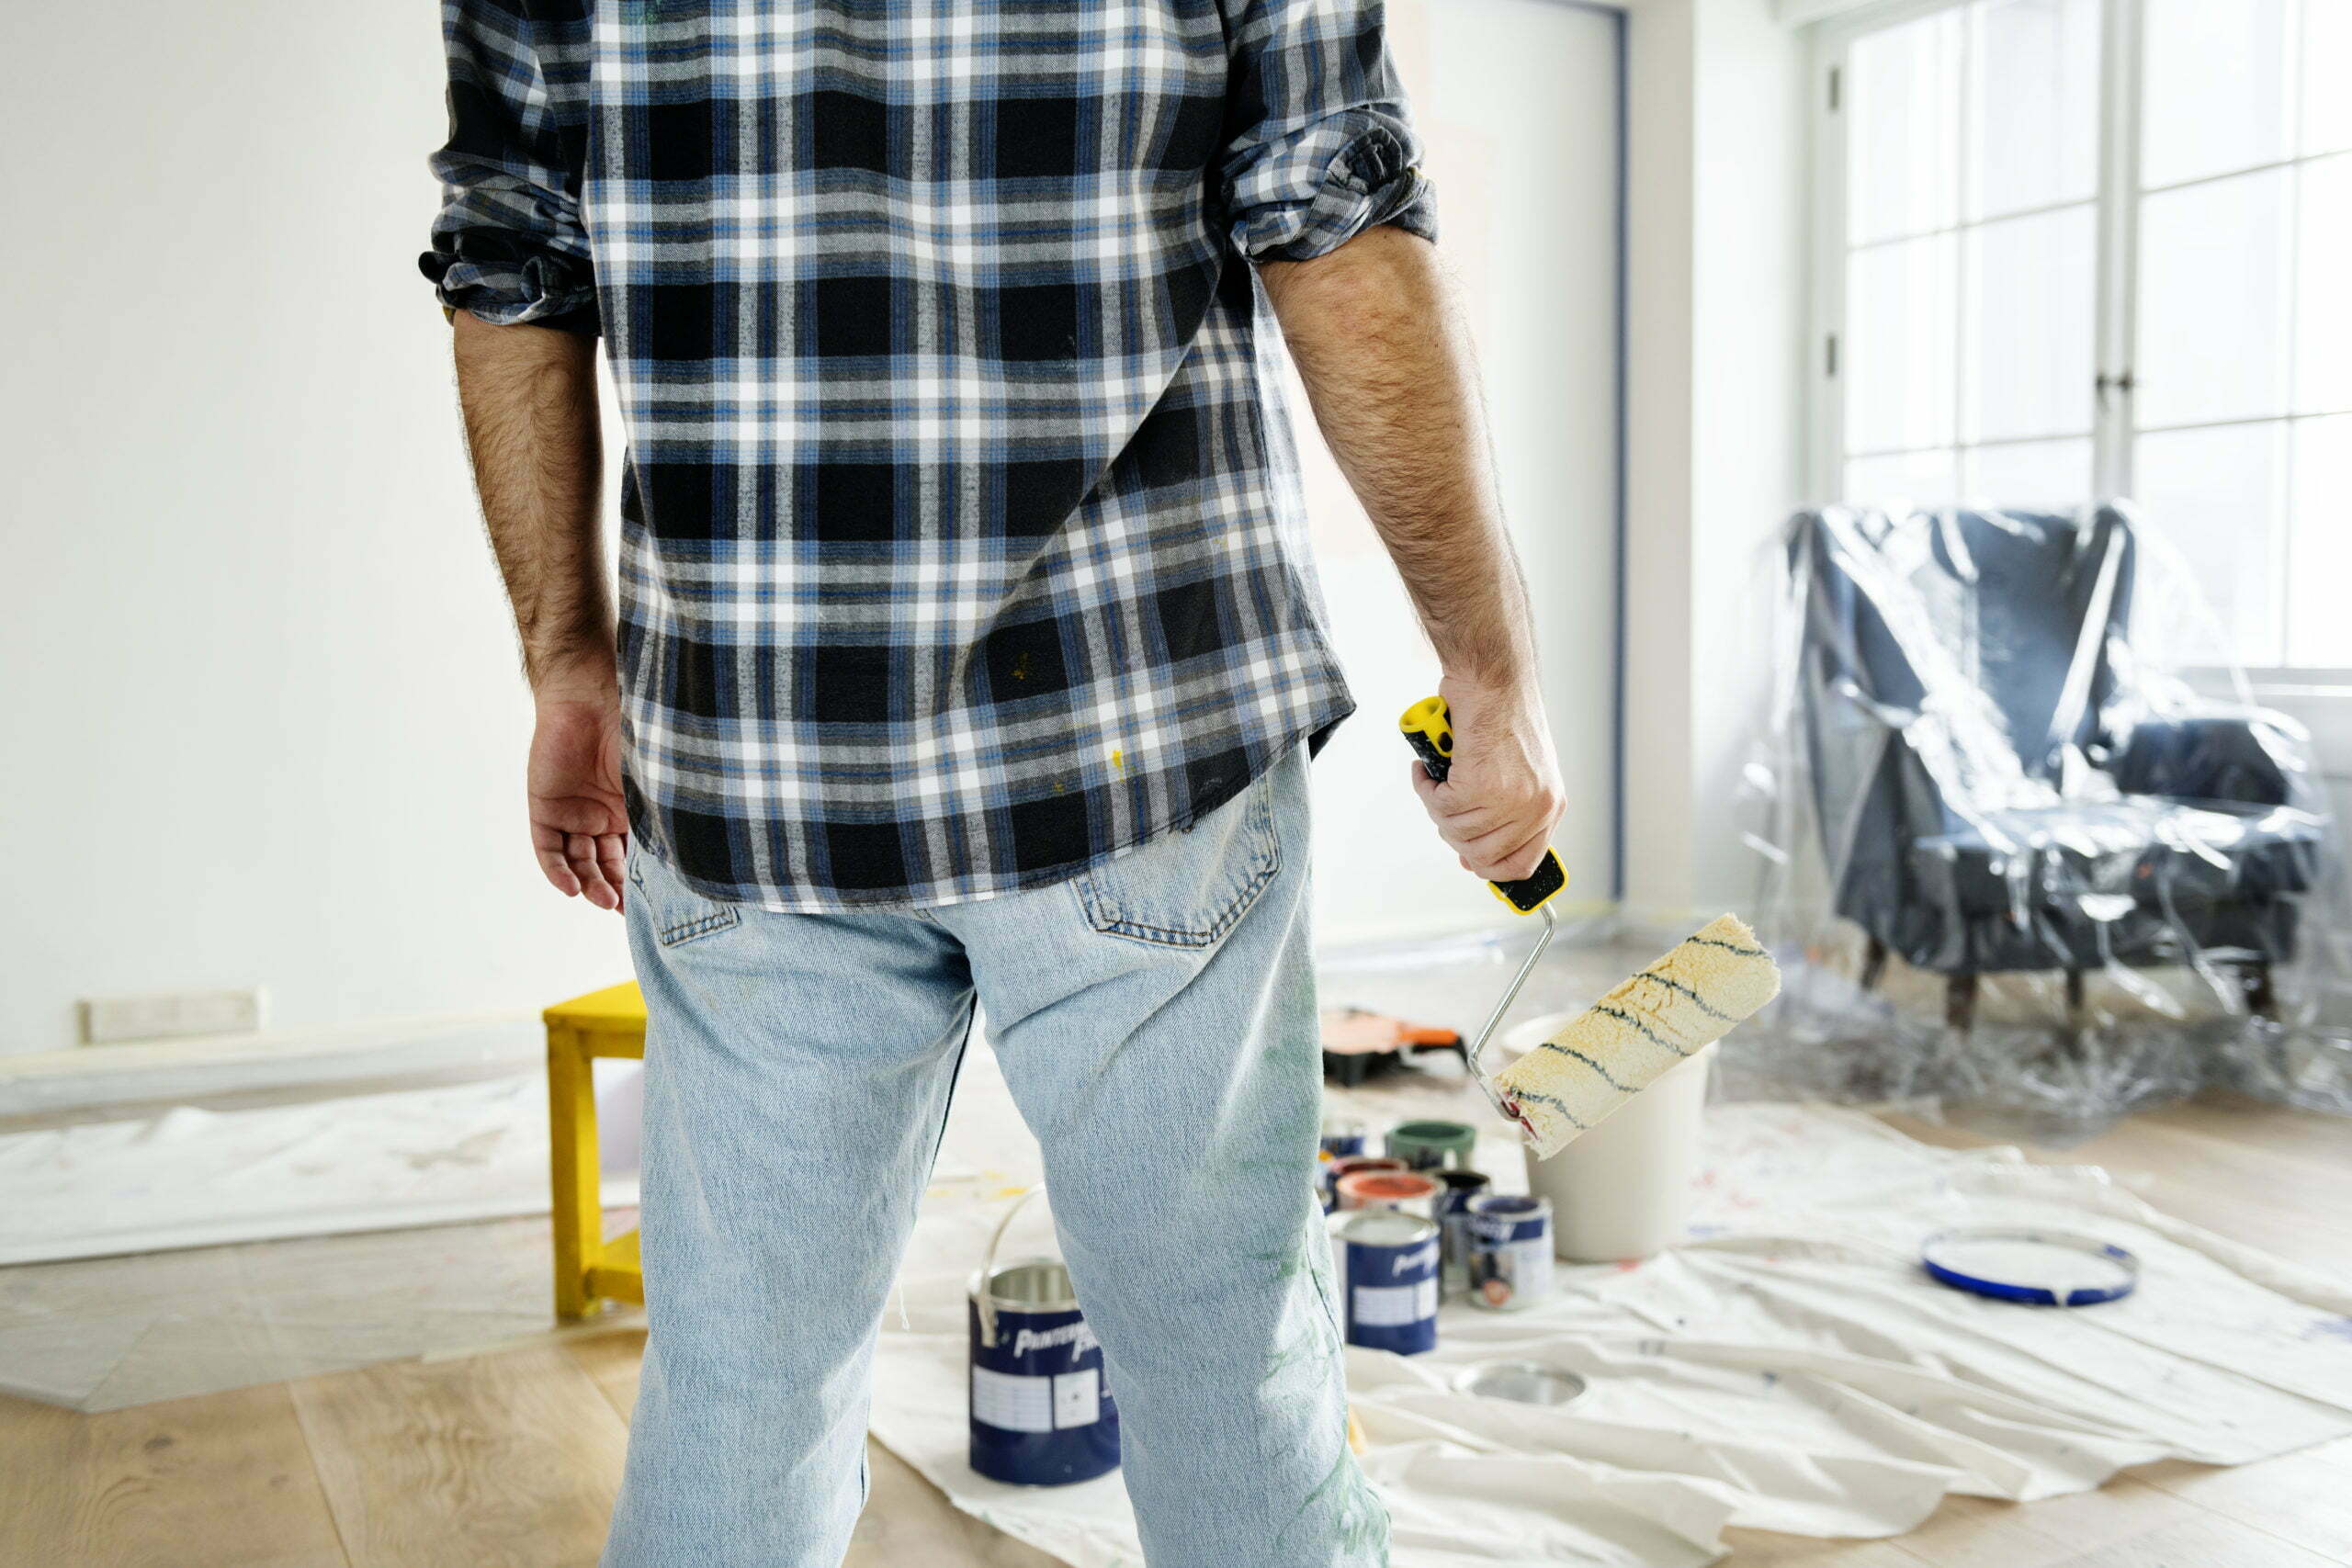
[{"x1": 4, "y1": 1094, "x2": 2346, "y2": 1568}]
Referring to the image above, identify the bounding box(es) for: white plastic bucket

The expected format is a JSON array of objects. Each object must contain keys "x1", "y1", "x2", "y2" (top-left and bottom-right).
[{"x1": 1504, "y1": 1017, "x2": 1713, "y2": 1262}]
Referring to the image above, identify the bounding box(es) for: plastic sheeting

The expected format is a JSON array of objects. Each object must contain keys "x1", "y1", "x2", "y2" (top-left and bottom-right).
[
  {"x1": 868, "y1": 1041, "x2": 2352, "y2": 1566},
  {"x1": 1729, "y1": 503, "x2": 2352, "y2": 1133}
]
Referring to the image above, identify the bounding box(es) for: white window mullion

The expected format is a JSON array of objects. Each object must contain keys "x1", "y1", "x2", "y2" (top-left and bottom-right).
[
  {"x1": 1809, "y1": 37, "x2": 1850, "y2": 501},
  {"x1": 2092, "y1": 0, "x2": 2142, "y2": 498},
  {"x1": 1951, "y1": 10, "x2": 1974, "y2": 489}
]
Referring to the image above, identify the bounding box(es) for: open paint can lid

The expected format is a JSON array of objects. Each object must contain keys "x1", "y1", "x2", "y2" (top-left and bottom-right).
[
  {"x1": 1451, "y1": 1360, "x2": 1588, "y2": 1407},
  {"x1": 1920, "y1": 1226, "x2": 2140, "y2": 1307}
]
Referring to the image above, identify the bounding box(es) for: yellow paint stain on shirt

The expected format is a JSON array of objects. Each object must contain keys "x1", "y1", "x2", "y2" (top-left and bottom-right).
[{"x1": 1111, "y1": 748, "x2": 1125, "y2": 773}]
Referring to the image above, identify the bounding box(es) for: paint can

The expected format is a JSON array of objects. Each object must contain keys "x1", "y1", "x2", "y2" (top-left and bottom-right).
[
  {"x1": 1328, "y1": 1208, "x2": 1440, "y2": 1355},
  {"x1": 1333, "y1": 1168, "x2": 1442, "y2": 1218},
  {"x1": 968, "y1": 1191, "x2": 1120, "y2": 1486},
  {"x1": 1385, "y1": 1119, "x2": 1477, "y2": 1171},
  {"x1": 1464, "y1": 1193, "x2": 1555, "y2": 1312},
  {"x1": 1324, "y1": 1155, "x2": 1407, "y2": 1197},
  {"x1": 1320, "y1": 1117, "x2": 1371, "y2": 1158},
  {"x1": 1432, "y1": 1169, "x2": 1491, "y2": 1298}
]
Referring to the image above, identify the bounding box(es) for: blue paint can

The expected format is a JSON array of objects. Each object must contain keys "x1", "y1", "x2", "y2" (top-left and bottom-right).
[
  {"x1": 1320, "y1": 1117, "x2": 1370, "y2": 1158},
  {"x1": 1329, "y1": 1208, "x2": 1440, "y2": 1355},
  {"x1": 1465, "y1": 1193, "x2": 1554, "y2": 1312},
  {"x1": 968, "y1": 1195, "x2": 1119, "y2": 1486}
]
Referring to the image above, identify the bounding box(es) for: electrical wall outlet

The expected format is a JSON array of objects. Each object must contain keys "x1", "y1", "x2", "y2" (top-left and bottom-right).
[{"x1": 79, "y1": 987, "x2": 268, "y2": 1046}]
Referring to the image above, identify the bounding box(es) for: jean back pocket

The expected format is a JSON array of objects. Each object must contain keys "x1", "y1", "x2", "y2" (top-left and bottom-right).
[
  {"x1": 628, "y1": 849, "x2": 745, "y2": 949},
  {"x1": 1074, "y1": 780, "x2": 1282, "y2": 948}
]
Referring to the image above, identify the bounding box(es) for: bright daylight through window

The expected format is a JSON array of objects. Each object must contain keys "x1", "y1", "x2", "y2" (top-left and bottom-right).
[{"x1": 1820, "y1": 0, "x2": 2352, "y2": 670}]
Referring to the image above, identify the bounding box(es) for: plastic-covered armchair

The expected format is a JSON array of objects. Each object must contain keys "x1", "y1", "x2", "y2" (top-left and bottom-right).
[{"x1": 1788, "y1": 504, "x2": 2325, "y2": 1032}]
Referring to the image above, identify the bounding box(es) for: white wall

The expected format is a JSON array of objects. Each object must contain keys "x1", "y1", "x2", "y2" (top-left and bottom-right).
[
  {"x1": 1310, "y1": 0, "x2": 1625, "y2": 943},
  {"x1": 0, "y1": 4, "x2": 629, "y2": 1057},
  {"x1": 1621, "y1": 0, "x2": 1812, "y2": 931},
  {"x1": 0, "y1": 1, "x2": 1624, "y2": 1058}
]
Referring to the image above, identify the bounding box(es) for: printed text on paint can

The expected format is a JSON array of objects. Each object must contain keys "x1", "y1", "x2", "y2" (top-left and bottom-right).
[{"x1": 1010, "y1": 1320, "x2": 1099, "y2": 1358}]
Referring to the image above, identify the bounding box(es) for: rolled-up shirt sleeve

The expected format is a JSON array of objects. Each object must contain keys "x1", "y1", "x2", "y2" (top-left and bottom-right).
[
  {"x1": 421, "y1": 0, "x2": 598, "y2": 333},
  {"x1": 1218, "y1": 0, "x2": 1436, "y2": 263}
]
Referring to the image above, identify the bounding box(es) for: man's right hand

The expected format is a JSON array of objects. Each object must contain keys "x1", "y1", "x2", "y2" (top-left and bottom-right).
[
  {"x1": 528, "y1": 682, "x2": 629, "y2": 911},
  {"x1": 1409, "y1": 677, "x2": 1566, "y2": 886}
]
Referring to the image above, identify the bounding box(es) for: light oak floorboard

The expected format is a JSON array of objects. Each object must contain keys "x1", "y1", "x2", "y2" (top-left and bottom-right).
[
  {"x1": 288, "y1": 1345, "x2": 626, "y2": 1568},
  {"x1": 2043, "y1": 1512, "x2": 2346, "y2": 1568},
  {"x1": 0, "y1": 1382, "x2": 346, "y2": 1568},
  {"x1": 2129, "y1": 1435, "x2": 2352, "y2": 1562},
  {"x1": 1856, "y1": 1478, "x2": 2211, "y2": 1568},
  {"x1": 562, "y1": 1325, "x2": 644, "y2": 1427},
  {"x1": 1717, "y1": 1524, "x2": 1933, "y2": 1564}
]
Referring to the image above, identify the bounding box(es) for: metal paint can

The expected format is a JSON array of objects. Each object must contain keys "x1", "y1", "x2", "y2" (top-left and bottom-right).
[
  {"x1": 1324, "y1": 1155, "x2": 1407, "y2": 1196},
  {"x1": 1464, "y1": 1193, "x2": 1555, "y2": 1312},
  {"x1": 1432, "y1": 1169, "x2": 1492, "y2": 1298},
  {"x1": 968, "y1": 1195, "x2": 1119, "y2": 1486},
  {"x1": 1328, "y1": 1208, "x2": 1440, "y2": 1355},
  {"x1": 1334, "y1": 1168, "x2": 1442, "y2": 1218},
  {"x1": 1320, "y1": 1117, "x2": 1371, "y2": 1158},
  {"x1": 1385, "y1": 1119, "x2": 1478, "y2": 1171}
]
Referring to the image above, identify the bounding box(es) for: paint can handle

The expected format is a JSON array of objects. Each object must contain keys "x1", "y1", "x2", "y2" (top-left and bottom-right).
[{"x1": 973, "y1": 1186, "x2": 1044, "y2": 1348}]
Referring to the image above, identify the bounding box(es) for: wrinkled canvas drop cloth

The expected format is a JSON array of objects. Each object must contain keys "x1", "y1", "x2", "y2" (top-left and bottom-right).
[
  {"x1": 867, "y1": 1047, "x2": 2352, "y2": 1566},
  {"x1": 0, "y1": 1071, "x2": 640, "y2": 1265}
]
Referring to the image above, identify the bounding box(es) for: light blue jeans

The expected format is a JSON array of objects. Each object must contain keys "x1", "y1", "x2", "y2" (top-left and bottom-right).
[{"x1": 602, "y1": 750, "x2": 1386, "y2": 1567}]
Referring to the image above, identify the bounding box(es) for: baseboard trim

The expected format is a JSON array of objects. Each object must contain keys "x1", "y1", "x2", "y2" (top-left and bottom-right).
[{"x1": 0, "y1": 1011, "x2": 544, "y2": 1118}]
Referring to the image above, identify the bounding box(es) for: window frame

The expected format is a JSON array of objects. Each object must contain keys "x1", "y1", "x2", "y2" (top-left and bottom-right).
[
  {"x1": 1804, "y1": 0, "x2": 2347, "y2": 699},
  {"x1": 1805, "y1": 0, "x2": 2132, "y2": 504}
]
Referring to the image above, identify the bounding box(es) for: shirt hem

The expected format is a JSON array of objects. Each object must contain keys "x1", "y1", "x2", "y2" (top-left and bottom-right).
[{"x1": 639, "y1": 695, "x2": 1355, "y2": 916}]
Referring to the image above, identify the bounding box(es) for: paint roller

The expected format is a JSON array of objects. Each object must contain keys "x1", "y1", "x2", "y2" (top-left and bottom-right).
[{"x1": 1400, "y1": 696, "x2": 1781, "y2": 1159}]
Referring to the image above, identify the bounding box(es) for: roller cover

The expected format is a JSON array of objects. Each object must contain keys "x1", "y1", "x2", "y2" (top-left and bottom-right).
[{"x1": 1497, "y1": 915, "x2": 1781, "y2": 1158}]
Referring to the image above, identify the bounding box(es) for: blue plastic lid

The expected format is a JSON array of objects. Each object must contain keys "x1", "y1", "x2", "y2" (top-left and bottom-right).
[{"x1": 1919, "y1": 1226, "x2": 2140, "y2": 1307}]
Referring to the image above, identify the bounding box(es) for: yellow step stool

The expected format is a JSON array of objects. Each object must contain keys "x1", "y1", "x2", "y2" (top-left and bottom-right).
[{"x1": 545, "y1": 981, "x2": 648, "y2": 1319}]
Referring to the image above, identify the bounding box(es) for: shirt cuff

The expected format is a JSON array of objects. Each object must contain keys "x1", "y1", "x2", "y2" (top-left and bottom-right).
[
  {"x1": 1229, "y1": 120, "x2": 1439, "y2": 264},
  {"x1": 419, "y1": 240, "x2": 599, "y2": 335}
]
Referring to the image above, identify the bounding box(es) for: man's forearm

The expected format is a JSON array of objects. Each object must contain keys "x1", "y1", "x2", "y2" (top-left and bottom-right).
[
  {"x1": 1258, "y1": 225, "x2": 1536, "y2": 691},
  {"x1": 451, "y1": 311, "x2": 612, "y2": 695}
]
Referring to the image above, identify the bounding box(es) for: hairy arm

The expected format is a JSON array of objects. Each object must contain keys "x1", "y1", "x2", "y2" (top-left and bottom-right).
[
  {"x1": 1259, "y1": 225, "x2": 1565, "y2": 882},
  {"x1": 452, "y1": 310, "x2": 628, "y2": 909}
]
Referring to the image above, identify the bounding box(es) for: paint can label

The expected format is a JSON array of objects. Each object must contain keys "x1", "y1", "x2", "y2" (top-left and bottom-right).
[{"x1": 1465, "y1": 1195, "x2": 1554, "y2": 1312}]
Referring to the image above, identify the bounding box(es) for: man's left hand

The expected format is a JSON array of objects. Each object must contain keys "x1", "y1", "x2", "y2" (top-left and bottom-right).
[{"x1": 528, "y1": 685, "x2": 629, "y2": 911}]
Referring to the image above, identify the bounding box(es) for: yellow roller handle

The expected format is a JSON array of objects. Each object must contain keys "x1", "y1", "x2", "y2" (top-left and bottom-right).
[{"x1": 1399, "y1": 696, "x2": 1567, "y2": 915}]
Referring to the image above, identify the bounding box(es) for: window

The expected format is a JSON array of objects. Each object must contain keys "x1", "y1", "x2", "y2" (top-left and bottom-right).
[{"x1": 1812, "y1": 0, "x2": 2352, "y2": 671}]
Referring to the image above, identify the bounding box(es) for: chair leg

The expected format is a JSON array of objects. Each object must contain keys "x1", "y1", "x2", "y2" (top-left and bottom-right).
[
  {"x1": 2064, "y1": 968, "x2": 2087, "y2": 1031},
  {"x1": 548, "y1": 1024, "x2": 602, "y2": 1322},
  {"x1": 1859, "y1": 937, "x2": 1888, "y2": 993},
  {"x1": 1945, "y1": 974, "x2": 1978, "y2": 1034}
]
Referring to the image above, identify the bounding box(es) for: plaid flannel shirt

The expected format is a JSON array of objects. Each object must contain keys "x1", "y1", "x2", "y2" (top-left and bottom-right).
[{"x1": 424, "y1": 0, "x2": 1434, "y2": 909}]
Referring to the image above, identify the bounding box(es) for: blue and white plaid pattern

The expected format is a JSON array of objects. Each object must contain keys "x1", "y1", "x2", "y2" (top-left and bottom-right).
[{"x1": 425, "y1": 0, "x2": 1433, "y2": 909}]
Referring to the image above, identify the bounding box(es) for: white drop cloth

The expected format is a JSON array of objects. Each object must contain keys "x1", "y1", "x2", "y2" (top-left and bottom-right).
[
  {"x1": 0, "y1": 1070, "x2": 640, "y2": 1265},
  {"x1": 868, "y1": 1048, "x2": 2352, "y2": 1566}
]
